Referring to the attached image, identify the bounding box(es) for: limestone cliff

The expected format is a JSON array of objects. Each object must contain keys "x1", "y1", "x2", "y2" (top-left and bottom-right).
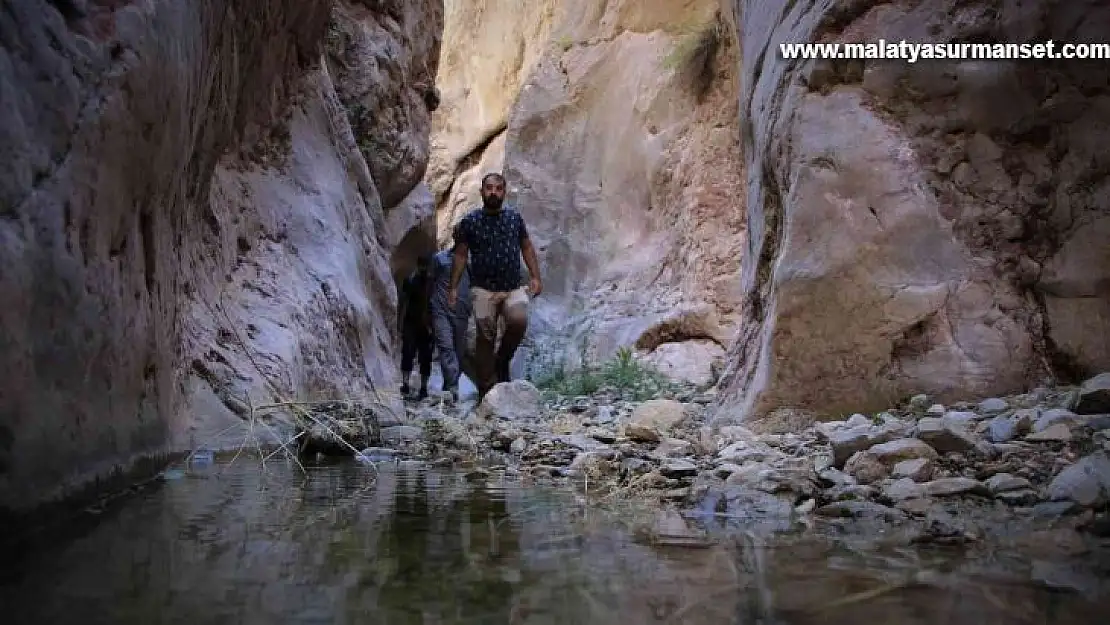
[
  {"x1": 714, "y1": 0, "x2": 1110, "y2": 425},
  {"x1": 427, "y1": 0, "x2": 746, "y2": 387},
  {"x1": 0, "y1": 0, "x2": 442, "y2": 515}
]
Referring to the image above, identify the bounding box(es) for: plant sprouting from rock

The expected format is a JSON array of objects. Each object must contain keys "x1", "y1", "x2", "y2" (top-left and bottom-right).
[{"x1": 662, "y1": 11, "x2": 724, "y2": 101}]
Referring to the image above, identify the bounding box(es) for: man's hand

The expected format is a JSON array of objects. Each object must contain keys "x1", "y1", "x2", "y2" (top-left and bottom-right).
[
  {"x1": 528, "y1": 277, "x2": 543, "y2": 298},
  {"x1": 447, "y1": 288, "x2": 458, "y2": 308}
]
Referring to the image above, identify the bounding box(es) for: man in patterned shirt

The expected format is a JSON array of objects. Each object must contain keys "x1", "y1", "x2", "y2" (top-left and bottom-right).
[{"x1": 447, "y1": 172, "x2": 543, "y2": 402}]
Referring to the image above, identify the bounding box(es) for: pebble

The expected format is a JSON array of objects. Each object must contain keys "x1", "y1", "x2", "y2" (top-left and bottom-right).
[
  {"x1": 659, "y1": 458, "x2": 698, "y2": 478},
  {"x1": 917, "y1": 417, "x2": 978, "y2": 453},
  {"x1": 985, "y1": 472, "x2": 1031, "y2": 494},
  {"x1": 1026, "y1": 423, "x2": 1072, "y2": 442},
  {"x1": 892, "y1": 457, "x2": 933, "y2": 482}
]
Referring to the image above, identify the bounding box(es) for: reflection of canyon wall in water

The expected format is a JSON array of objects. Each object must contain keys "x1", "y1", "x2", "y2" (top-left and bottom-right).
[
  {"x1": 713, "y1": 0, "x2": 1110, "y2": 425},
  {"x1": 0, "y1": 0, "x2": 442, "y2": 515},
  {"x1": 426, "y1": 0, "x2": 746, "y2": 385}
]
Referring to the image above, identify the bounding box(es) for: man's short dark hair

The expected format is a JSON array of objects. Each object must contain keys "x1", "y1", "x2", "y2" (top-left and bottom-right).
[{"x1": 481, "y1": 172, "x2": 506, "y2": 187}]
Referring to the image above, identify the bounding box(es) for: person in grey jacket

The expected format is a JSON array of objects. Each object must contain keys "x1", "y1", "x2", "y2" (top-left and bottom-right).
[{"x1": 429, "y1": 236, "x2": 471, "y2": 400}]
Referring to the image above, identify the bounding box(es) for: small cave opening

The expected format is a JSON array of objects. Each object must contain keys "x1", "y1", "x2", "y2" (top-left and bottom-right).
[{"x1": 390, "y1": 215, "x2": 439, "y2": 289}]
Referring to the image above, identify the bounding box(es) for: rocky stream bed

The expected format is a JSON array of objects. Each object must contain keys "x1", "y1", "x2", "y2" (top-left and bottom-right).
[{"x1": 314, "y1": 371, "x2": 1110, "y2": 563}]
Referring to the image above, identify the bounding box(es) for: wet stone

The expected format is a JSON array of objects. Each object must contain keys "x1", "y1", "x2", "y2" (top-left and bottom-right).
[
  {"x1": 912, "y1": 510, "x2": 978, "y2": 545},
  {"x1": 815, "y1": 501, "x2": 906, "y2": 522}
]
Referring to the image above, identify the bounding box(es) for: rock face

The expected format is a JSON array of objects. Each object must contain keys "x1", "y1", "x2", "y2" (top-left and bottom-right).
[
  {"x1": 715, "y1": 0, "x2": 1110, "y2": 424},
  {"x1": 426, "y1": 0, "x2": 745, "y2": 382},
  {"x1": 0, "y1": 0, "x2": 443, "y2": 514}
]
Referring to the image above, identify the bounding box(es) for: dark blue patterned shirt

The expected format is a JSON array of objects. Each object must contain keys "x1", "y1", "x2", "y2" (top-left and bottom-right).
[{"x1": 454, "y1": 206, "x2": 528, "y2": 292}]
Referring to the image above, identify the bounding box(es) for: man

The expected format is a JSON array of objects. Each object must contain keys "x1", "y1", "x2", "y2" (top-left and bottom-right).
[
  {"x1": 429, "y1": 236, "x2": 471, "y2": 401},
  {"x1": 398, "y1": 254, "x2": 434, "y2": 399},
  {"x1": 448, "y1": 172, "x2": 543, "y2": 401}
]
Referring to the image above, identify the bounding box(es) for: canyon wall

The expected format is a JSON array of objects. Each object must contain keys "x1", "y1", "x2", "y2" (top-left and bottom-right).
[
  {"x1": 715, "y1": 0, "x2": 1110, "y2": 425},
  {"x1": 0, "y1": 0, "x2": 442, "y2": 515},
  {"x1": 427, "y1": 0, "x2": 746, "y2": 387}
]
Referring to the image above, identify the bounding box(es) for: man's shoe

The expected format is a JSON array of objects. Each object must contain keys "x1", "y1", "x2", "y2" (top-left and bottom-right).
[
  {"x1": 417, "y1": 387, "x2": 428, "y2": 400},
  {"x1": 400, "y1": 383, "x2": 410, "y2": 397},
  {"x1": 442, "y1": 386, "x2": 459, "y2": 403}
]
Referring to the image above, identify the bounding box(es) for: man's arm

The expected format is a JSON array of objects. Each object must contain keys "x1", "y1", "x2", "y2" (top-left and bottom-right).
[
  {"x1": 450, "y1": 243, "x2": 468, "y2": 290},
  {"x1": 521, "y1": 237, "x2": 541, "y2": 280},
  {"x1": 423, "y1": 265, "x2": 435, "y2": 326},
  {"x1": 424, "y1": 261, "x2": 436, "y2": 302},
  {"x1": 397, "y1": 278, "x2": 409, "y2": 331},
  {"x1": 519, "y1": 216, "x2": 542, "y2": 295}
]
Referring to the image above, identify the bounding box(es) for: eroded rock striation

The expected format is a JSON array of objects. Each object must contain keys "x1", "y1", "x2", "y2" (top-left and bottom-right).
[
  {"x1": 715, "y1": 0, "x2": 1110, "y2": 424},
  {"x1": 426, "y1": 0, "x2": 746, "y2": 385},
  {"x1": 0, "y1": 0, "x2": 443, "y2": 515}
]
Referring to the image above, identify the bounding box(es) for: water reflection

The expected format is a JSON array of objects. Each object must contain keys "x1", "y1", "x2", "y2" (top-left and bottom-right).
[{"x1": 0, "y1": 457, "x2": 1106, "y2": 624}]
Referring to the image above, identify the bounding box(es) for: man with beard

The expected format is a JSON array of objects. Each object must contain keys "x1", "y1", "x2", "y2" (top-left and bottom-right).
[{"x1": 447, "y1": 173, "x2": 543, "y2": 402}]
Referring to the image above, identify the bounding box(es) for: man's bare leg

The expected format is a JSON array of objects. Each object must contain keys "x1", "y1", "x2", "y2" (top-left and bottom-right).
[
  {"x1": 496, "y1": 288, "x2": 530, "y2": 383},
  {"x1": 471, "y1": 288, "x2": 500, "y2": 400}
]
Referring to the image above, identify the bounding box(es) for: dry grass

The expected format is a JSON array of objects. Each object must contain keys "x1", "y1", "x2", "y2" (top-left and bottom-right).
[
  {"x1": 184, "y1": 270, "x2": 407, "y2": 477},
  {"x1": 662, "y1": 11, "x2": 725, "y2": 100}
]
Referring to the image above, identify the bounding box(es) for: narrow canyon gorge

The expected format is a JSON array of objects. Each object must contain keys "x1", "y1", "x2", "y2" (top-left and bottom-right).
[{"x1": 3, "y1": 0, "x2": 1109, "y2": 539}]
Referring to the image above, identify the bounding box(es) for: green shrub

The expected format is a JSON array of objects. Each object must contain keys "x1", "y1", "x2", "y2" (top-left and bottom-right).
[{"x1": 534, "y1": 346, "x2": 675, "y2": 401}]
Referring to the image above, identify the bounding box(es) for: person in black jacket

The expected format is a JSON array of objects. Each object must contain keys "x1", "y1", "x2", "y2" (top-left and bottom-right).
[{"x1": 398, "y1": 254, "x2": 434, "y2": 399}]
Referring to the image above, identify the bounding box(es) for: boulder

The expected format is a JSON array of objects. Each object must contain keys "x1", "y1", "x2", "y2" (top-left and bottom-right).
[
  {"x1": 477, "y1": 380, "x2": 542, "y2": 420},
  {"x1": 1046, "y1": 452, "x2": 1110, "y2": 507},
  {"x1": 629, "y1": 399, "x2": 688, "y2": 434},
  {"x1": 1075, "y1": 373, "x2": 1110, "y2": 415}
]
